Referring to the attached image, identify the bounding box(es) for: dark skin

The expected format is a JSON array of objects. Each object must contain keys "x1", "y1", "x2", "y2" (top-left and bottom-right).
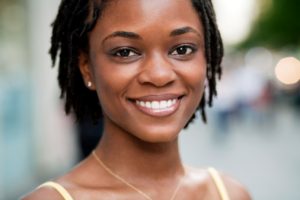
[{"x1": 23, "y1": 0, "x2": 251, "y2": 199}]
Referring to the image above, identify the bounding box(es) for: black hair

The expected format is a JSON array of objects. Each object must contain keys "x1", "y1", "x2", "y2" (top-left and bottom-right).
[{"x1": 50, "y1": 0, "x2": 223, "y2": 126}]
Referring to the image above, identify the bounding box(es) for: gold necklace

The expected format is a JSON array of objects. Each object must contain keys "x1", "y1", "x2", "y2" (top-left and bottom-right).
[{"x1": 92, "y1": 151, "x2": 184, "y2": 200}]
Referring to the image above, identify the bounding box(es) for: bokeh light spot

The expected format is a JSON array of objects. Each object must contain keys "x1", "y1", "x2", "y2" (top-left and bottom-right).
[{"x1": 275, "y1": 57, "x2": 300, "y2": 85}]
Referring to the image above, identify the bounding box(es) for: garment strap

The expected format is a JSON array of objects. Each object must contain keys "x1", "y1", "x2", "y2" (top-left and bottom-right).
[
  {"x1": 208, "y1": 168, "x2": 230, "y2": 200},
  {"x1": 38, "y1": 181, "x2": 74, "y2": 200}
]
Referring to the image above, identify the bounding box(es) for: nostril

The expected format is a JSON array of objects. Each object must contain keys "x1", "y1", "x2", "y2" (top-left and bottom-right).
[{"x1": 137, "y1": 68, "x2": 177, "y2": 87}]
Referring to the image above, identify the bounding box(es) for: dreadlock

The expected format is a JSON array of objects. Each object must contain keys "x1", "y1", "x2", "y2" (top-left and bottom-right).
[
  {"x1": 50, "y1": 0, "x2": 223, "y2": 126},
  {"x1": 187, "y1": 0, "x2": 224, "y2": 125}
]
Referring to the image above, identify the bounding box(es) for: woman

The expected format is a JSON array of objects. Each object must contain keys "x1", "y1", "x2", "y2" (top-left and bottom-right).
[{"x1": 24, "y1": 0, "x2": 251, "y2": 199}]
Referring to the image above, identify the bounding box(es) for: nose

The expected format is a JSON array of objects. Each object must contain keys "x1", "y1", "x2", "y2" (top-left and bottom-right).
[{"x1": 137, "y1": 54, "x2": 177, "y2": 87}]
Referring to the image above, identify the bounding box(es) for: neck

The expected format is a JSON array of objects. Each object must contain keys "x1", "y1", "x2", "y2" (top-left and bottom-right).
[{"x1": 94, "y1": 120, "x2": 184, "y2": 181}]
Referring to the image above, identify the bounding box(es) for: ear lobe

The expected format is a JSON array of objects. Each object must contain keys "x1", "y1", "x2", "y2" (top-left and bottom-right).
[{"x1": 79, "y1": 52, "x2": 96, "y2": 90}]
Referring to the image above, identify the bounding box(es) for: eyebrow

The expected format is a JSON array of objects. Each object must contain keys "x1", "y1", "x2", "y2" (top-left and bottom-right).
[
  {"x1": 103, "y1": 31, "x2": 142, "y2": 44},
  {"x1": 103, "y1": 26, "x2": 201, "y2": 44},
  {"x1": 170, "y1": 26, "x2": 201, "y2": 37}
]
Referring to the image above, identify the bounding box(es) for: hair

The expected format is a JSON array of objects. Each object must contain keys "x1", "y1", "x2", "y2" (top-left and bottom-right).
[{"x1": 50, "y1": 0, "x2": 223, "y2": 127}]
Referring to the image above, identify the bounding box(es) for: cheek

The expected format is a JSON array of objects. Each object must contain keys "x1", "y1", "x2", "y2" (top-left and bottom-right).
[
  {"x1": 180, "y1": 58, "x2": 207, "y2": 115},
  {"x1": 196, "y1": 67, "x2": 206, "y2": 96},
  {"x1": 93, "y1": 71, "x2": 125, "y2": 122},
  {"x1": 188, "y1": 62, "x2": 206, "y2": 113},
  {"x1": 91, "y1": 59, "x2": 136, "y2": 111},
  {"x1": 192, "y1": 65, "x2": 206, "y2": 87},
  {"x1": 181, "y1": 58, "x2": 207, "y2": 94},
  {"x1": 190, "y1": 69, "x2": 206, "y2": 110}
]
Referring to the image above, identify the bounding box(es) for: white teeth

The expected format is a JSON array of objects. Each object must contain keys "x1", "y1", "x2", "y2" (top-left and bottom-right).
[
  {"x1": 160, "y1": 101, "x2": 167, "y2": 109},
  {"x1": 146, "y1": 102, "x2": 151, "y2": 108},
  {"x1": 167, "y1": 100, "x2": 172, "y2": 107},
  {"x1": 152, "y1": 101, "x2": 160, "y2": 109},
  {"x1": 136, "y1": 99, "x2": 178, "y2": 110}
]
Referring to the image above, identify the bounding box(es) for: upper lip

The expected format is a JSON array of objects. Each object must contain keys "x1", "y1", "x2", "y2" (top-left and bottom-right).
[{"x1": 128, "y1": 93, "x2": 185, "y2": 101}]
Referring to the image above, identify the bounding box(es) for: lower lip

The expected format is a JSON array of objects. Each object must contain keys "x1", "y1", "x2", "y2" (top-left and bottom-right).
[{"x1": 132, "y1": 99, "x2": 181, "y2": 117}]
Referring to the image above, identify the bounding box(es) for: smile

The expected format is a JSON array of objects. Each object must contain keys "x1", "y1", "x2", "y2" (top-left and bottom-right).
[
  {"x1": 129, "y1": 95, "x2": 184, "y2": 117},
  {"x1": 136, "y1": 99, "x2": 177, "y2": 110}
]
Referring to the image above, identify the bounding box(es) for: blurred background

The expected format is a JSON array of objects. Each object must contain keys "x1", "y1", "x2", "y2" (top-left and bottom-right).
[{"x1": 0, "y1": 0, "x2": 299, "y2": 199}]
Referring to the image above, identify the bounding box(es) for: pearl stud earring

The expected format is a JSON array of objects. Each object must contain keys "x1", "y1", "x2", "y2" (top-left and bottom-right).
[{"x1": 87, "y1": 81, "x2": 92, "y2": 87}]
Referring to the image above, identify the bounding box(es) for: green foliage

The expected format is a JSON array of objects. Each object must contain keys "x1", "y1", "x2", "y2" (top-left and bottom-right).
[{"x1": 240, "y1": 0, "x2": 300, "y2": 49}]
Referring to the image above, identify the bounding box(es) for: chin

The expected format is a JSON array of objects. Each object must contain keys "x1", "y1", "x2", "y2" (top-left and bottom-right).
[{"x1": 132, "y1": 125, "x2": 182, "y2": 144}]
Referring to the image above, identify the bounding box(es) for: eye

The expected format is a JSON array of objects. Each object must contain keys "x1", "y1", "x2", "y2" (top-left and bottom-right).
[
  {"x1": 111, "y1": 48, "x2": 140, "y2": 58},
  {"x1": 170, "y1": 45, "x2": 196, "y2": 56}
]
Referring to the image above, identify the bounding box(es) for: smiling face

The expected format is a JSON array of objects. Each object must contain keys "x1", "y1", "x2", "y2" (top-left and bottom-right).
[{"x1": 80, "y1": 0, "x2": 206, "y2": 143}]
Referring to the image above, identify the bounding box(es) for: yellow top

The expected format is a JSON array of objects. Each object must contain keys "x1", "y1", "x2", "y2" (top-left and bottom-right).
[
  {"x1": 38, "y1": 181, "x2": 74, "y2": 200},
  {"x1": 38, "y1": 168, "x2": 230, "y2": 200},
  {"x1": 208, "y1": 167, "x2": 231, "y2": 200}
]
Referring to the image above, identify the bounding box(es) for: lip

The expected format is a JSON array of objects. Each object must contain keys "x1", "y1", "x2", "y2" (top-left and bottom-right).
[{"x1": 128, "y1": 94, "x2": 184, "y2": 117}]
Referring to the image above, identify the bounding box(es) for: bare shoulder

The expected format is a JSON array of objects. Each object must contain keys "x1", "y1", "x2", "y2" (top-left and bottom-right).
[
  {"x1": 185, "y1": 166, "x2": 251, "y2": 200},
  {"x1": 21, "y1": 156, "x2": 108, "y2": 200},
  {"x1": 20, "y1": 171, "x2": 78, "y2": 200},
  {"x1": 219, "y1": 172, "x2": 252, "y2": 200},
  {"x1": 21, "y1": 186, "x2": 65, "y2": 200}
]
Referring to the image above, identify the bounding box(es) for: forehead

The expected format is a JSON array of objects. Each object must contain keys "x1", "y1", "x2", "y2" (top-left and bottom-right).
[{"x1": 93, "y1": 0, "x2": 203, "y2": 36}]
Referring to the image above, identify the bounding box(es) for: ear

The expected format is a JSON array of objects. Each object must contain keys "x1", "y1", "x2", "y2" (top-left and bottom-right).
[{"x1": 78, "y1": 52, "x2": 96, "y2": 90}]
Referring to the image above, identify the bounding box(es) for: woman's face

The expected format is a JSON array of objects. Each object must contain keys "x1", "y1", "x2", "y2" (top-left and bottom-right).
[{"x1": 81, "y1": 0, "x2": 206, "y2": 143}]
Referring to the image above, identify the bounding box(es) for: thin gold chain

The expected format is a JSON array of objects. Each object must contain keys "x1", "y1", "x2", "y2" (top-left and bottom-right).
[{"x1": 92, "y1": 151, "x2": 184, "y2": 200}]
